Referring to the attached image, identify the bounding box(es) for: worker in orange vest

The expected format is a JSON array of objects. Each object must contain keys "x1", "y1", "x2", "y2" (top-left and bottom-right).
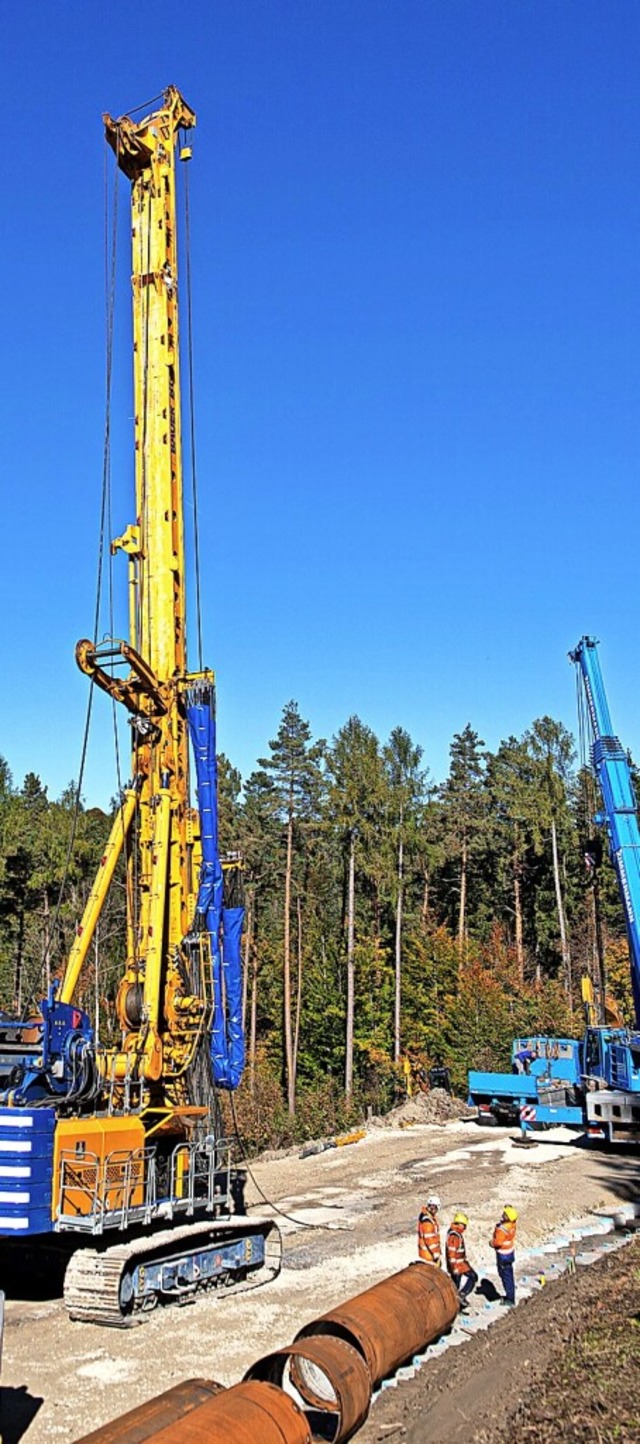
[
  {"x1": 445, "y1": 1212, "x2": 478, "y2": 1310},
  {"x1": 491, "y1": 1205, "x2": 518, "y2": 1305},
  {"x1": 417, "y1": 1194, "x2": 441, "y2": 1265}
]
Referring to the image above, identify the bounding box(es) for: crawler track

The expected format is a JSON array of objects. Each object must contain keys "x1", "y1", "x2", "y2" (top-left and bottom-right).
[{"x1": 63, "y1": 1215, "x2": 282, "y2": 1326}]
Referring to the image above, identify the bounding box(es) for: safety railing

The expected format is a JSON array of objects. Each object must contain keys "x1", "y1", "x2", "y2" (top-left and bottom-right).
[
  {"x1": 56, "y1": 1136, "x2": 234, "y2": 1235},
  {"x1": 56, "y1": 1145, "x2": 155, "y2": 1234},
  {"x1": 168, "y1": 1137, "x2": 233, "y2": 1218}
]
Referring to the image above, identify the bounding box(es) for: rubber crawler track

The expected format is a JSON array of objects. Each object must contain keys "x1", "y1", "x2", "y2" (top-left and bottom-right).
[{"x1": 63, "y1": 1215, "x2": 283, "y2": 1326}]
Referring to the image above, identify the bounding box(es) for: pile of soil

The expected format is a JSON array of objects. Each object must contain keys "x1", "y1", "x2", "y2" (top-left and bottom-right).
[
  {"x1": 360, "y1": 1234, "x2": 640, "y2": 1444},
  {"x1": 258, "y1": 1090, "x2": 472, "y2": 1160},
  {"x1": 370, "y1": 1087, "x2": 474, "y2": 1128}
]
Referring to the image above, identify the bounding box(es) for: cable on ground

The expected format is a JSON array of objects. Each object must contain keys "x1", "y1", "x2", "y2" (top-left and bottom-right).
[{"x1": 229, "y1": 1093, "x2": 351, "y2": 1231}]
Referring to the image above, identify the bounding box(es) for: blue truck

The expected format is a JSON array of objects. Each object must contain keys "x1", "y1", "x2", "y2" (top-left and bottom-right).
[
  {"x1": 468, "y1": 638, "x2": 640, "y2": 1145},
  {"x1": 468, "y1": 1035, "x2": 585, "y2": 1130}
]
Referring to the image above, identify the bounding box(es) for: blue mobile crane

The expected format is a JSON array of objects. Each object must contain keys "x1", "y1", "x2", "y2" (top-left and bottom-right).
[
  {"x1": 468, "y1": 638, "x2": 640, "y2": 1144},
  {"x1": 569, "y1": 636, "x2": 640, "y2": 1142}
]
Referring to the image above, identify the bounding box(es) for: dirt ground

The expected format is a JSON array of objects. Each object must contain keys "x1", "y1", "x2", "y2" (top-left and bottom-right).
[
  {"x1": 1, "y1": 1117, "x2": 638, "y2": 1443},
  {"x1": 361, "y1": 1234, "x2": 640, "y2": 1444}
]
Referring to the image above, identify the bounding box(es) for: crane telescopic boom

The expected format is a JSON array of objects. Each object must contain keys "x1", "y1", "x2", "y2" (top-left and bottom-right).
[{"x1": 570, "y1": 635, "x2": 640, "y2": 1026}]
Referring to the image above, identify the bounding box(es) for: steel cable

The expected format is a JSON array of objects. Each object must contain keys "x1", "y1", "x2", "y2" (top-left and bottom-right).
[
  {"x1": 183, "y1": 145, "x2": 204, "y2": 671},
  {"x1": 23, "y1": 142, "x2": 121, "y2": 1016},
  {"x1": 229, "y1": 1094, "x2": 350, "y2": 1231}
]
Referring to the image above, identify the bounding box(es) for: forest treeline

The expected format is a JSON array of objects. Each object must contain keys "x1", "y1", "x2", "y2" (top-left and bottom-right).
[{"x1": 0, "y1": 709, "x2": 633, "y2": 1147}]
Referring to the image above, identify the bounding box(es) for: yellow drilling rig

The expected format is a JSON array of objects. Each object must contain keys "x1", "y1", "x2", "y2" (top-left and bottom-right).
[{"x1": 0, "y1": 87, "x2": 280, "y2": 1324}]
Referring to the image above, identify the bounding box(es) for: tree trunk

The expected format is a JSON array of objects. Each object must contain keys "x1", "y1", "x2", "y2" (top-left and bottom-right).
[
  {"x1": 293, "y1": 895, "x2": 303, "y2": 1084},
  {"x1": 345, "y1": 831, "x2": 356, "y2": 1098},
  {"x1": 551, "y1": 819, "x2": 572, "y2": 1007},
  {"x1": 394, "y1": 830, "x2": 404, "y2": 1063},
  {"x1": 249, "y1": 947, "x2": 258, "y2": 1097},
  {"x1": 42, "y1": 888, "x2": 51, "y2": 993},
  {"x1": 242, "y1": 895, "x2": 253, "y2": 1032},
  {"x1": 513, "y1": 825, "x2": 524, "y2": 982},
  {"x1": 592, "y1": 876, "x2": 606, "y2": 1021},
  {"x1": 14, "y1": 909, "x2": 24, "y2": 1013},
  {"x1": 421, "y1": 870, "x2": 430, "y2": 929},
  {"x1": 283, "y1": 808, "x2": 295, "y2": 1114},
  {"x1": 457, "y1": 833, "x2": 467, "y2": 967},
  {"x1": 94, "y1": 926, "x2": 100, "y2": 1041}
]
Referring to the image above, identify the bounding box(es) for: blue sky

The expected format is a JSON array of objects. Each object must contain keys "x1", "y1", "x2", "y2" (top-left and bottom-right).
[{"x1": 2, "y1": 1, "x2": 640, "y2": 806}]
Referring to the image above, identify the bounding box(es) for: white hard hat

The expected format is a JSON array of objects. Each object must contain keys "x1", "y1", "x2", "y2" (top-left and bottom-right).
[{"x1": 427, "y1": 1194, "x2": 441, "y2": 1208}]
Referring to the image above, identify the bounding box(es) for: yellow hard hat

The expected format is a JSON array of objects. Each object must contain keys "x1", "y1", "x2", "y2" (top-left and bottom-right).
[
  {"x1": 453, "y1": 1212, "x2": 468, "y2": 1226},
  {"x1": 503, "y1": 1205, "x2": 518, "y2": 1222}
]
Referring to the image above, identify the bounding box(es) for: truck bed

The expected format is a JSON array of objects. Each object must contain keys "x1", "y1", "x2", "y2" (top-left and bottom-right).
[{"x1": 468, "y1": 1070, "x2": 584, "y2": 1127}]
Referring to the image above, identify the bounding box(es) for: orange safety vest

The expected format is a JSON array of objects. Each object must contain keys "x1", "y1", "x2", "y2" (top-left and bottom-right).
[
  {"x1": 418, "y1": 1210, "x2": 441, "y2": 1266},
  {"x1": 446, "y1": 1225, "x2": 470, "y2": 1276},
  {"x1": 491, "y1": 1220, "x2": 516, "y2": 1257}
]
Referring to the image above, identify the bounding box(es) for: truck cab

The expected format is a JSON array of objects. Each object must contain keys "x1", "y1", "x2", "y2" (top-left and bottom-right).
[{"x1": 583, "y1": 1026, "x2": 640, "y2": 1143}]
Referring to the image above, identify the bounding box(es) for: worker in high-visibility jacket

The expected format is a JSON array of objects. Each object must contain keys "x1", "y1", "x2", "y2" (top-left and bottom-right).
[
  {"x1": 417, "y1": 1194, "x2": 441, "y2": 1265},
  {"x1": 445, "y1": 1212, "x2": 478, "y2": 1310},
  {"x1": 491, "y1": 1205, "x2": 518, "y2": 1305}
]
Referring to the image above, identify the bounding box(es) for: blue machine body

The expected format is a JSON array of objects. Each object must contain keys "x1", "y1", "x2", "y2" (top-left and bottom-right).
[
  {"x1": 0, "y1": 1107, "x2": 55, "y2": 1236},
  {"x1": 570, "y1": 639, "x2": 640, "y2": 1137},
  {"x1": 0, "y1": 993, "x2": 94, "y2": 1109},
  {"x1": 512, "y1": 1036, "x2": 583, "y2": 1084}
]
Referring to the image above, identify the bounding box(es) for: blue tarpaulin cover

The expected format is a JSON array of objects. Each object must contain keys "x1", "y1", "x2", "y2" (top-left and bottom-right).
[
  {"x1": 187, "y1": 689, "x2": 244, "y2": 1089},
  {"x1": 222, "y1": 906, "x2": 245, "y2": 1086}
]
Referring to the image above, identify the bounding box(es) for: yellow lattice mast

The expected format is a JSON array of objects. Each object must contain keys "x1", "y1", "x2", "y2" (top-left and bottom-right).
[
  {"x1": 108, "y1": 85, "x2": 192, "y2": 680},
  {"x1": 62, "y1": 88, "x2": 210, "y2": 1128}
]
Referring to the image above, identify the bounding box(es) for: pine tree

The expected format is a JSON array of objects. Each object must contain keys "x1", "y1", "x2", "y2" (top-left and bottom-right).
[
  {"x1": 440, "y1": 726, "x2": 487, "y2": 965},
  {"x1": 327, "y1": 718, "x2": 386, "y2": 1097},
  {"x1": 523, "y1": 718, "x2": 576, "y2": 999},
  {"x1": 239, "y1": 768, "x2": 281, "y2": 1095},
  {"x1": 217, "y1": 753, "x2": 243, "y2": 856},
  {"x1": 488, "y1": 736, "x2": 542, "y2": 980},
  {"x1": 383, "y1": 727, "x2": 426, "y2": 1061},
  {"x1": 258, "y1": 703, "x2": 324, "y2": 1113}
]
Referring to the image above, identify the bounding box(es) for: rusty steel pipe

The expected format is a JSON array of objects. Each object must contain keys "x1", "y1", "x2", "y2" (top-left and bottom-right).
[
  {"x1": 295, "y1": 1262, "x2": 458, "y2": 1385},
  {"x1": 244, "y1": 1333, "x2": 372, "y2": 1442},
  {"x1": 73, "y1": 1379, "x2": 311, "y2": 1444},
  {"x1": 148, "y1": 1381, "x2": 311, "y2": 1444},
  {"x1": 73, "y1": 1380, "x2": 225, "y2": 1444}
]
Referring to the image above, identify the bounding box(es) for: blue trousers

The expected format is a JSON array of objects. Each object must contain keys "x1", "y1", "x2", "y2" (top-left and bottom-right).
[
  {"x1": 497, "y1": 1253, "x2": 515, "y2": 1303},
  {"x1": 453, "y1": 1267, "x2": 478, "y2": 1300}
]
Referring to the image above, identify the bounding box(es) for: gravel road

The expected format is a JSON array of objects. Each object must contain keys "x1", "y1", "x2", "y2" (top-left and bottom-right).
[{"x1": 0, "y1": 1119, "x2": 636, "y2": 1443}]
